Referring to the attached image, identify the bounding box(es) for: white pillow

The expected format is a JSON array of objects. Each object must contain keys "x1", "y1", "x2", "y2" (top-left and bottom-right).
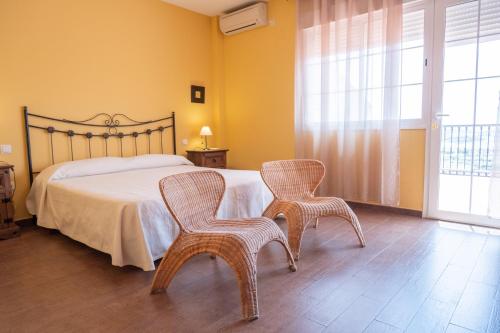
[{"x1": 49, "y1": 154, "x2": 193, "y2": 181}]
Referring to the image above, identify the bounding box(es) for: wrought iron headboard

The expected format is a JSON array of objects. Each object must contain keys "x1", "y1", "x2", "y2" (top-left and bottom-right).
[{"x1": 23, "y1": 106, "x2": 176, "y2": 185}]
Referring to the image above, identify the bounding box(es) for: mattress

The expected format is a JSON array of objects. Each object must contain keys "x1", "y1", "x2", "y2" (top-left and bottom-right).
[{"x1": 26, "y1": 155, "x2": 273, "y2": 271}]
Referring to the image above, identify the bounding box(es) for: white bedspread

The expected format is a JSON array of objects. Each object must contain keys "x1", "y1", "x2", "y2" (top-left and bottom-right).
[{"x1": 26, "y1": 155, "x2": 272, "y2": 271}]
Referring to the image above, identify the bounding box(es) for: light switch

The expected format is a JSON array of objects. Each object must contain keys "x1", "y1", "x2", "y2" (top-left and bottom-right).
[
  {"x1": 181, "y1": 139, "x2": 188, "y2": 146},
  {"x1": 0, "y1": 144, "x2": 12, "y2": 154}
]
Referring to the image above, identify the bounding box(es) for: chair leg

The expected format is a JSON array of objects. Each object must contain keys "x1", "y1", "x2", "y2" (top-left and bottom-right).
[
  {"x1": 338, "y1": 201, "x2": 366, "y2": 247},
  {"x1": 236, "y1": 262, "x2": 259, "y2": 321},
  {"x1": 218, "y1": 250, "x2": 259, "y2": 321},
  {"x1": 285, "y1": 215, "x2": 306, "y2": 261},
  {"x1": 314, "y1": 217, "x2": 319, "y2": 229},
  {"x1": 273, "y1": 234, "x2": 297, "y2": 272},
  {"x1": 150, "y1": 241, "x2": 191, "y2": 294},
  {"x1": 350, "y1": 214, "x2": 366, "y2": 247}
]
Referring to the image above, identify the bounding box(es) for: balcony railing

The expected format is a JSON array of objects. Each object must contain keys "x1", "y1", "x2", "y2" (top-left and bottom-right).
[{"x1": 440, "y1": 124, "x2": 498, "y2": 177}]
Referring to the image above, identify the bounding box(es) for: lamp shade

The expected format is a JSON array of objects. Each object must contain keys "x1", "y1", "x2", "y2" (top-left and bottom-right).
[{"x1": 200, "y1": 126, "x2": 213, "y2": 136}]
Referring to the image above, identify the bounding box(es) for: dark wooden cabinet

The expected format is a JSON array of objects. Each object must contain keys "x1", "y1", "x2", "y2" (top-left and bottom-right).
[
  {"x1": 0, "y1": 163, "x2": 20, "y2": 239},
  {"x1": 186, "y1": 149, "x2": 229, "y2": 169}
]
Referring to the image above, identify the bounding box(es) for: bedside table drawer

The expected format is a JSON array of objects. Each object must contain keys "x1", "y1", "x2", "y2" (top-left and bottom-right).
[
  {"x1": 186, "y1": 149, "x2": 229, "y2": 169},
  {"x1": 202, "y1": 153, "x2": 226, "y2": 168}
]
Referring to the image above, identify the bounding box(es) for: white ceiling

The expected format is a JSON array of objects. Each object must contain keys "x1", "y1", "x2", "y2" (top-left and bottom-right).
[{"x1": 161, "y1": 0, "x2": 264, "y2": 16}]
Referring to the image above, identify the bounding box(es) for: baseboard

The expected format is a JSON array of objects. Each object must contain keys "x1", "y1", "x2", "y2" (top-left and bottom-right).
[
  {"x1": 346, "y1": 201, "x2": 423, "y2": 218},
  {"x1": 15, "y1": 217, "x2": 36, "y2": 227}
]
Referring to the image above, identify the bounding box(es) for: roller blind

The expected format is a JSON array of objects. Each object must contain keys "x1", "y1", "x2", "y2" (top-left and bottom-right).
[
  {"x1": 402, "y1": 2, "x2": 425, "y2": 48},
  {"x1": 445, "y1": 0, "x2": 500, "y2": 42},
  {"x1": 481, "y1": 0, "x2": 500, "y2": 36}
]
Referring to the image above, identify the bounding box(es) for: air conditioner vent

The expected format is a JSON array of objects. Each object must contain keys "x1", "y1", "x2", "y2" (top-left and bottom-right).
[{"x1": 219, "y1": 3, "x2": 268, "y2": 36}]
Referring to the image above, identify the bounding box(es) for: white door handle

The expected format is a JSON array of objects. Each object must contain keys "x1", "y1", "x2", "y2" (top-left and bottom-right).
[{"x1": 435, "y1": 113, "x2": 450, "y2": 118}]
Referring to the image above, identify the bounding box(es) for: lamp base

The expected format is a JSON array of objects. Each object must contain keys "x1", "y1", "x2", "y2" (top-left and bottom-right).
[{"x1": 203, "y1": 136, "x2": 209, "y2": 150}]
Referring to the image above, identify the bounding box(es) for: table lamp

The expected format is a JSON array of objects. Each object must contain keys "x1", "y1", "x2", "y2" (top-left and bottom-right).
[{"x1": 200, "y1": 126, "x2": 213, "y2": 150}]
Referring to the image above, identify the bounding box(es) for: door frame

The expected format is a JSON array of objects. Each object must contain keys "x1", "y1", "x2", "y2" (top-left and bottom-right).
[{"x1": 424, "y1": 0, "x2": 500, "y2": 228}]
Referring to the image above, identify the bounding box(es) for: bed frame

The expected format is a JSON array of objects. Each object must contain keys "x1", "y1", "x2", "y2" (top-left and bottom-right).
[{"x1": 23, "y1": 106, "x2": 176, "y2": 185}]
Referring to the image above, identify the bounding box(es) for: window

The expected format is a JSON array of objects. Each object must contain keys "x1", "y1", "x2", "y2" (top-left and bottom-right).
[
  {"x1": 301, "y1": 0, "x2": 431, "y2": 128},
  {"x1": 401, "y1": 0, "x2": 426, "y2": 124}
]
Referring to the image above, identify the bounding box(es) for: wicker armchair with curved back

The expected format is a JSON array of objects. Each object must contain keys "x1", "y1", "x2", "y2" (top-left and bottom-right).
[
  {"x1": 151, "y1": 170, "x2": 296, "y2": 321},
  {"x1": 260, "y1": 159, "x2": 366, "y2": 260}
]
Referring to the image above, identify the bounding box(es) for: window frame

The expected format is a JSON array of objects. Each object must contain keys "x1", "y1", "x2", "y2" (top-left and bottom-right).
[
  {"x1": 299, "y1": 0, "x2": 435, "y2": 130},
  {"x1": 400, "y1": 0, "x2": 434, "y2": 129}
]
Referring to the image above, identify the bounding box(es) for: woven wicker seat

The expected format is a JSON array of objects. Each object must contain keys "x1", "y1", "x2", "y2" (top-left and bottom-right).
[
  {"x1": 261, "y1": 159, "x2": 366, "y2": 260},
  {"x1": 151, "y1": 170, "x2": 296, "y2": 321}
]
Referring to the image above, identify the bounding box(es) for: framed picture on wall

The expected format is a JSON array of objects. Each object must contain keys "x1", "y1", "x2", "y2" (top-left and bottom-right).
[{"x1": 191, "y1": 85, "x2": 205, "y2": 104}]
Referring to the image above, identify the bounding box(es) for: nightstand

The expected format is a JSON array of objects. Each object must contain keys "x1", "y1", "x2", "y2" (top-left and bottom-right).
[
  {"x1": 0, "y1": 163, "x2": 20, "y2": 239},
  {"x1": 186, "y1": 149, "x2": 229, "y2": 169}
]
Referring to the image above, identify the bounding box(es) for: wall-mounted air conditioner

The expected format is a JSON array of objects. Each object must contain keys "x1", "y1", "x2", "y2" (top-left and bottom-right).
[{"x1": 219, "y1": 2, "x2": 268, "y2": 36}]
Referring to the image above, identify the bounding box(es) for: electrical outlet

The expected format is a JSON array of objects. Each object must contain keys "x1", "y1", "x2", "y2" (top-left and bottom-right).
[
  {"x1": 181, "y1": 139, "x2": 188, "y2": 145},
  {"x1": 0, "y1": 144, "x2": 12, "y2": 154}
]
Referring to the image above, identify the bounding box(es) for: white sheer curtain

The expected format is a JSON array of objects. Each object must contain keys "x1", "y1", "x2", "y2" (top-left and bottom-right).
[
  {"x1": 295, "y1": 0, "x2": 402, "y2": 206},
  {"x1": 489, "y1": 92, "x2": 500, "y2": 219}
]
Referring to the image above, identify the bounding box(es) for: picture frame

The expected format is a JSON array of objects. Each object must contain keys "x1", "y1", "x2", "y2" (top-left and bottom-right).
[{"x1": 191, "y1": 85, "x2": 205, "y2": 104}]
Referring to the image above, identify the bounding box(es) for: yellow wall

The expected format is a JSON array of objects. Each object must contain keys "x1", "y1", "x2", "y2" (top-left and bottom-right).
[
  {"x1": 0, "y1": 0, "x2": 215, "y2": 219},
  {"x1": 1, "y1": 0, "x2": 426, "y2": 220},
  {"x1": 221, "y1": 0, "x2": 296, "y2": 169},
  {"x1": 217, "y1": 0, "x2": 426, "y2": 211},
  {"x1": 211, "y1": 16, "x2": 226, "y2": 149},
  {"x1": 400, "y1": 130, "x2": 426, "y2": 210}
]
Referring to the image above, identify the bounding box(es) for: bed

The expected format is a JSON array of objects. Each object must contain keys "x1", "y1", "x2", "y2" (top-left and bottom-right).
[
  {"x1": 23, "y1": 108, "x2": 272, "y2": 271},
  {"x1": 26, "y1": 155, "x2": 272, "y2": 271}
]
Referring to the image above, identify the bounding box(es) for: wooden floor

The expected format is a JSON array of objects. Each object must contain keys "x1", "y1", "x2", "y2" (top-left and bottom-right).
[{"x1": 1, "y1": 209, "x2": 500, "y2": 333}]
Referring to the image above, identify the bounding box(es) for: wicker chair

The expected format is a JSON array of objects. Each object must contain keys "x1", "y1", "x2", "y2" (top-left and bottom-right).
[
  {"x1": 260, "y1": 159, "x2": 366, "y2": 260},
  {"x1": 151, "y1": 170, "x2": 296, "y2": 321}
]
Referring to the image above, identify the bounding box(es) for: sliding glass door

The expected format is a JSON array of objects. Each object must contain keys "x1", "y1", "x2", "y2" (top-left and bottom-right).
[{"x1": 427, "y1": 0, "x2": 500, "y2": 226}]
